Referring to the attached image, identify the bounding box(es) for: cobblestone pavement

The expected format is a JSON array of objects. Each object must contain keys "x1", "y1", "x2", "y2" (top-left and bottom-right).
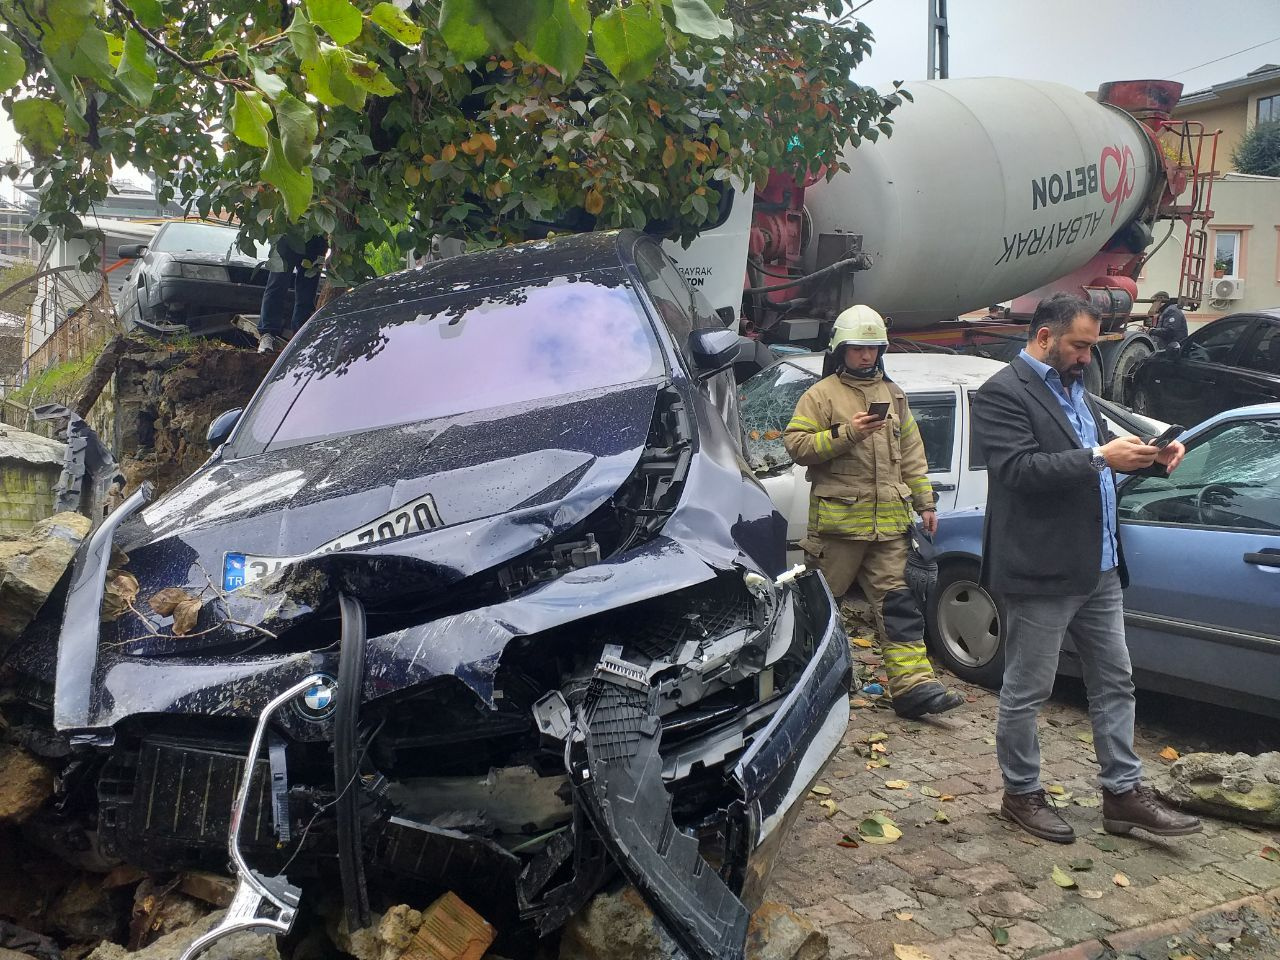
[{"x1": 769, "y1": 636, "x2": 1280, "y2": 960}]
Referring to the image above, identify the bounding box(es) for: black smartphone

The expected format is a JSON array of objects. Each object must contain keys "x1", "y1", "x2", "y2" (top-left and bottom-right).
[
  {"x1": 1148, "y1": 424, "x2": 1184, "y2": 448},
  {"x1": 866, "y1": 401, "x2": 892, "y2": 421}
]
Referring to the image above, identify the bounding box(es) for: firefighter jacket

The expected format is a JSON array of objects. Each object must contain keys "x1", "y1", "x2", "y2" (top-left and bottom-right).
[{"x1": 783, "y1": 370, "x2": 935, "y2": 541}]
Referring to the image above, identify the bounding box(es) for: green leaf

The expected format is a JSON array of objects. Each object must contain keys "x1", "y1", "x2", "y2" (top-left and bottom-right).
[
  {"x1": 592, "y1": 5, "x2": 665, "y2": 84},
  {"x1": 438, "y1": 0, "x2": 490, "y2": 61},
  {"x1": 992, "y1": 927, "x2": 1009, "y2": 947},
  {"x1": 671, "y1": 0, "x2": 732, "y2": 40},
  {"x1": 1069, "y1": 858, "x2": 1094, "y2": 871},
  {"x1": 69, "y1": 26, "x2": 116, "y2": 84},
  {"x1": 10, "y1": 98, "x2": 63, "y2": 158},
  {"x1": 287, "y1": 10, "x2": 321, "y2": 64},
  {"x1": 128, "y1": 0, "x2": 164, "y2": 30},
  {"x1": 324, "y1": 46, "x2": 366, "y2": 109},
  {"x1": 0, "y1": 32, "x2": 26, "y2": 93},
  {"x1": 306, "y1": 0, "x2": 364, "y2": 45},
  {"x1": 253, "y1": 66, "x2": 288, "y2": 101},
  {"x1": 302, "y1": 47, "x2": 340, "y2": 106},
  {"x1": 261, "y1": 135, "x2": 314, "y2": 220},
  {"x1": 1051, "y1": 865, "x2": 1078, "y2": 889},
  {"x1": 370, "y1": 2, "x2": 423, "y2": 46},
  {"x1": 115, "y1": 29, "x2": 156, "y2": 107},
  {"x1": 528, "y1": 0, "x2": 588, "y2": 79},
  {"x1": 276, "y1": 92, "x2": 317, "y2": 169},
  {"x1": 347, "y1": 59, "x2": 398, "y2": 96},
  {"x1": 40, "y1": 0, "x2": 93, "y2": 57},
  {"x1": 230, "y1": 89, "x2": 272, "y2": 148}
]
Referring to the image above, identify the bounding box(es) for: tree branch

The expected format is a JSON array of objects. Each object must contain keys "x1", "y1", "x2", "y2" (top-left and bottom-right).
[{"x1": 110, "y1": 0, "x2": 252, "y2": 90}]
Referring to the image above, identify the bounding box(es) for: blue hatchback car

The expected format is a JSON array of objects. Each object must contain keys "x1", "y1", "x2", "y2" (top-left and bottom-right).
[{"x1": 926, "y1": 403, "x2": 1280, "y2": 717}]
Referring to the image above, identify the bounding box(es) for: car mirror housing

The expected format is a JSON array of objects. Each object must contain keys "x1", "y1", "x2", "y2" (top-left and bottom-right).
[
  {"x1": 690, "y1": 328, "x2": 740, "y2": 379},
  {"x1": 117, "y1": 243, "x2": 147, "y2": 259},
  {"x1": 206, "y1": 407, "x2": 243, "y2": 451}
]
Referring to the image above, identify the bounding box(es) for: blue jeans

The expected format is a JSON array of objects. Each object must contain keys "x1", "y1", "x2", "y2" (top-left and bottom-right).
[
  {"x1": 997, "y1": 569, "x2": 1143, "y2": 795},
  {"x1": 259, "y1": 235, "x2": 327, "y2": 335}
]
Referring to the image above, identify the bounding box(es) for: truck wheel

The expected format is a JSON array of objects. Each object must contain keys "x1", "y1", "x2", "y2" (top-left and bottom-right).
[
  {"x1": 1109, "y1": 338, "x2": 1154, "y2": 405},
  {"x1": 926, "y1": 559, "x2": 1005, "y2": 688},
  {"x1": 1083, "y1": 350, "x2": 1104, "y2": 396}
]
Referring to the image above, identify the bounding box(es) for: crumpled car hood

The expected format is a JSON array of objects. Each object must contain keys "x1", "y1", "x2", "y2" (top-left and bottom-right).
[{"x1": 111, "y1": 383, "x2": 660, "y2": 642}]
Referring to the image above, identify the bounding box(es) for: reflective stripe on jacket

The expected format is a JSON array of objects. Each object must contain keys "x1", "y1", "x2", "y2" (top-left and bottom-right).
[{"x1": 783, "y1": 370, "x2": 934, "y2": 540}]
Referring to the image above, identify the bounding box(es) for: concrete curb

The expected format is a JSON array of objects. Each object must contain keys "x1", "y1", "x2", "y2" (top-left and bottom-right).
[{"x1": 1030, "y1": 886, "x2": 1280, "y2": 959}]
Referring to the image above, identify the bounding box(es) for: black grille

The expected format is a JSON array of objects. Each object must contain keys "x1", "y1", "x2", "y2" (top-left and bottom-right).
[{"x1": 617, "y1": 590, "x2": 754, "y2": 663}]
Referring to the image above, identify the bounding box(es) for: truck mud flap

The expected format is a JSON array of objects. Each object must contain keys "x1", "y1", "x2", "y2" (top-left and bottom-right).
[{"x1": 568, "y1": 647, "x2": 748, "y2": 960}]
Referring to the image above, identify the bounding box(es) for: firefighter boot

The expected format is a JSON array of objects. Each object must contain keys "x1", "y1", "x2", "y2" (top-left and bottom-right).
[{"x1": 880, "y1": 588, "x2": 965, "y2": 719}]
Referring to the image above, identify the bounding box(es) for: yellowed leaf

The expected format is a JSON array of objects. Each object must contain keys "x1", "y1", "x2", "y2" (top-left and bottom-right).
[
  {"x1": 1046, "y1": 784, "x2": 1066, "y2": 795},
  {"x1": 149, "y1": 586, "x2": 193, "y2": 616},
  {"x1": 172, "y1": 597, "x2": 202, "y2": 636},
  {"x1": 892, "y1": 945, "x2": 933, "y2": 960},
  {"x1": 441, "y1": 143, "x2": 457, "y2": 162},
  {"x1": 1159, "y1": 746, "x2": 1180, "y2": 762},
  {"x1": 884, "y1": 780, "x2": 909, "y2": 790},
  {"x1": 1051, "y1": 865, "x2": 1077, "y2": 888},
  {"x1": 871, "y1": 742, "x2": 888, "y2": 754},
  {"x1": 1113, "y1": 872, "x2": 1130, "y2": 887},
  {"x1": 940, "y1": 794, "x2": 955, "y2": 802},
  {"x1": 895, "y1": 911, "x2": 913, "y2": 921},
  {"x1": 819, "y1": 799, "x2": 838, "y2": 817},
  {"x1": 851, "y1": 636, "x2": 875, "y2": 648},
  {"x1": 850, "y1": 697, "x2": 872, "y2": 708},
  {"x1": 1081, "y1": 889, "x2": 1103, "y2": 899},
  {"x1": 584, "y1": 189, "x2": 604, "y2": 215},
  {"x1": 810, "y1": 785, "x2": 832, "y2": 796},
  {"x1": 762, "y1": 429, "x2": 781, "y2": 440}
]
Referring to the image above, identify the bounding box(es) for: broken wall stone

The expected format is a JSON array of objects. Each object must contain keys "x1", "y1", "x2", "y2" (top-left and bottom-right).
[
  {"x1": 0, "y1": 746, "x2": 54, "y2": 825},
  {"x1": 1157, "y1": 751, "x2": 1280, "y2": 826},
  {"x1": 0, "y1": 512, "x2": 92, "y2": 647},
  {"x1": 85, "y1": 909, "x2": 280, "y2": 960},
  {"x1": 0, "y1": 427, "x2": 65, "y2": 535}
]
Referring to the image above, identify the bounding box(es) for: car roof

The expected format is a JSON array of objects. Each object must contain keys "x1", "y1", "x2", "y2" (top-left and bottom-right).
[
  {"x1": 779, "y1": 352, "x2": 1006, "y2": 390},
  {"x1": 321, "y1": 230, "x2": 643, "y2": 316},
  {"x1": 1190, "y1": 402, "x2": 1280, "y2": 434}
]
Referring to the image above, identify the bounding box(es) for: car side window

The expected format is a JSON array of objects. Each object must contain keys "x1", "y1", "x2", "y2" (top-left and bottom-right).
[
  {"x1": 1183, "y1": 318, "x2": 1253, "y2": 364},
  {"x1": 908, "y1": 393, "x2": 956, "y2": 472},
  {"x1": 1118, "y1": 417, "x2": 1280, "y2": 531},
  {"x1": 967, "y1": 390, "x2": 987, "y2": 470},
  {"x1": 1237, "y1": 321, "x2": 1280, "y2": 376},
  {"x1": 635, "y1": 243, "x2": 697, "y2": 368}
]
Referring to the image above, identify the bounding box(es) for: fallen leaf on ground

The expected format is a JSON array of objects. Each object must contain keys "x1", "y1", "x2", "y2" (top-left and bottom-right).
[
  {"x1": 1159, "y1": 746, "x2": 1180, "y2": 762},
  {"x1": 866, "y1": 760, "x2": 889, "y2": 769},
  {"x1": 884, "y1": 780, "x2": 909, "y2": 790},
  {"x1": 859, "y1": 813, "x2": 903, "y2": 844},
  {"x1": 1073, "y1": 795, "x2": 1101, "y2": 808},
  {"x1": 851, "y1": 636, "x2": 876, "y2": 648},
  {"x1": 1069, "y1": 858, "x2": 1094, "y2": 871},
  {"x1": 982, "y1": 736, "x2": 996, "y2": 745},
  {"x1": 1081, "y1": 889, "x2": 1104, "y2": 900},
  {"x1": 1051, "y1": 865, "x2": 1078, "y2": 888},
  {"x1": 837, "y1": 834, "x2": 859, "y2": 848},
  {"x1": 1260, "y1": 847, "x2": 1280, "y2": 862},
  {"x1": 1046, "y1": 784, "x2": 1067, "y2": 795},
  {"x1": 1091, "y1": 836, "x2": 1121, "y2": 853},
  {"x1": 895, "y1": 911, "x2": 913, "y2": 921},
  {"x1": 866, "y1": 732, "x2": 889, "y2": 744},
  {"x1": 892, "y1": 946, "x2": 933, "y2": 960},
  {"x1": 851, "y1": 698, "x2": 872, "y2": 708},
  {"x1": 1113, "y1": 872, "x2": 1130, "y2": 887},
  {"x1": 811, "y1": 785, "x2": 832, "y2": 796},
  {"x1": 819, "y1": 799, "x2": 838, "y2": 817},
  {"x1": 871, "y1": 742, "x2": 888, "y2": 754},
  {"x1": 933, "y1": 809, "x2": 950, "y2": 823},
  {"x1": 1046, "y1": 792, "x2": 1074, "y2": 808},
  {"x1": 940, "y1": 794, "x2": 955, "y2": 802},
  {"x1": 1076, "y1": 731, "x2": 1095, "y2": 744},
  {"x1": 965, "y1": 695, "x2": 978, "y2": 702},
  {"x1": 920, "y1": 786, "x2": 942, "y2": 798},
  {"x1": 991, "y1": 926, "x2": 1009, "y2": 946}
]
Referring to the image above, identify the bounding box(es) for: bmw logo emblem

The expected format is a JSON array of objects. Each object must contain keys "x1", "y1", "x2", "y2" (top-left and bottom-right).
[{"x1": 295, "y1": 675, "x2": 337, "y2": 721}]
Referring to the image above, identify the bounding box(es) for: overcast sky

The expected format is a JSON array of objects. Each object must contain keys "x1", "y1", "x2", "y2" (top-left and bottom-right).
[{"x1": 850, "y1": 0, "x2": 1280, "y2": 94}]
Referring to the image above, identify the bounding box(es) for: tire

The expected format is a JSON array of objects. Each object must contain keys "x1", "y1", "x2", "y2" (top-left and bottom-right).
[
  {"x1": 1130, "y1": 380, "x2": 1155, "y2": 418},
  {"x1": 1109, "y1": 338, "x2": 1153, "y2": 405},
  {"x1": 1083, "y1": 349, "x2": 1104, "y2": 396},
  {"x1": 926, "y1": 559, "x2": 1005, "y2": 688}
]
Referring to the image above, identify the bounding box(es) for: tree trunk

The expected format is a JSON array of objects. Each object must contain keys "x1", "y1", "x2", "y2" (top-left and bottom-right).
[{"x1": 73, "y1": 334, "x2": 126, "y2": 418}]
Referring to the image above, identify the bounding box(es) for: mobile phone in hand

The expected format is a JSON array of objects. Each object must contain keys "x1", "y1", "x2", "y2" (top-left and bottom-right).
[
  {"x1": 1148, "y1": 424, "x2": 1184, "y2": 449},
  {"x1": 866, "y1": 401, "x2": 891, "y2": 421}
]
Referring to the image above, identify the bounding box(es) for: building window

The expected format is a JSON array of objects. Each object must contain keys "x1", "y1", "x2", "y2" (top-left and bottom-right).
[
  {"x1": 1259, "y1": 94, "x2": 1280, "y2": 125},
  {"x1": 1213, "y1": 230, "x2": 1241, "y2": 277}
]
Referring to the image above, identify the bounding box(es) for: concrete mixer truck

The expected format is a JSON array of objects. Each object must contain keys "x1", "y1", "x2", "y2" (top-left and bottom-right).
[{"x1": 663, "y1": 77, "x2": 1219, "y2": 401}]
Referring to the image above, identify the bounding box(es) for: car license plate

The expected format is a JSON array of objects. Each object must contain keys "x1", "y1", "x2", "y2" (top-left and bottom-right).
[{"x1": 222, "y1": 492, "x2": 443, "y2": 591}]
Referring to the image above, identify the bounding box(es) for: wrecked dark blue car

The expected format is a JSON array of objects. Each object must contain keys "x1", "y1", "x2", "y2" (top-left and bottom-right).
[{"x1": 18, "y1": 230, "x2": 849, "y2": 959}]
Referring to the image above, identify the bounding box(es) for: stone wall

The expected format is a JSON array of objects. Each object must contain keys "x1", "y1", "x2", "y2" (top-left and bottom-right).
[{"x1": 0, "y1": 426, "x2": 64, "y2": 534}]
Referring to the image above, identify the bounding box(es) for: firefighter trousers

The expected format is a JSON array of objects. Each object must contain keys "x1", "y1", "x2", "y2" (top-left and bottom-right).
[{"x1": 802, "y1": 533, "x2": 946, "y2": 701}]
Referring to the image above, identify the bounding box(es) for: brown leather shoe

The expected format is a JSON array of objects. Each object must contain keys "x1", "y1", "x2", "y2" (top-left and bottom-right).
[
  {"x1": 1102, "y1": 784, "x2": 1203, "y2": 837},
  {"x1": 1001, "y1": 790, "x2": 1075, "y2": 844}
]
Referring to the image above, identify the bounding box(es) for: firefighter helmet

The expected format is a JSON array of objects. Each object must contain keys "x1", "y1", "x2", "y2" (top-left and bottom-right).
[{"x1": 830, "y1": 305, "x2": 889, "y2": 351}]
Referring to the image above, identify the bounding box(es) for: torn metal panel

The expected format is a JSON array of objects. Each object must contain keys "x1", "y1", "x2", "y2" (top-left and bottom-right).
[{"x1": 33, "y1": 403, "x2": 117, "y2": 519}]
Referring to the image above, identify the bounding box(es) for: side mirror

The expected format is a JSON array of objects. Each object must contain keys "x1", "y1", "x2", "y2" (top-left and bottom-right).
[
  {"x1": 689, "y1": 328, "x2": 740, "y2": 378},
  {"x1": 117, "y1": 243, "x2": 146, "y2": 259},
  {"x1": 1166, "y1": 340, "x2": 1182, "y2": 357},
  {"x1": 207, "y1": 407, "x2": 242, "y2": 451}
]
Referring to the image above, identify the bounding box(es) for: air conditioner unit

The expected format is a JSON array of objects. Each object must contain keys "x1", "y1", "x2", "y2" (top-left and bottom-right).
[{"x1": 1211, "y1": 276, "x2": 1245, "y2": 300}]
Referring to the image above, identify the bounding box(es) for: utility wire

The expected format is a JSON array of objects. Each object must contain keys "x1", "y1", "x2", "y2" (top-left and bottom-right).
[{"x1": 1168, "y1": 35, "x2": 1280, "y2": 79}]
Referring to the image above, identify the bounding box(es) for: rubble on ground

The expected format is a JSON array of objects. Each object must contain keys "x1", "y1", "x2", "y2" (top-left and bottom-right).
[
  {"x1": 84, "y1": 909, "x2": 280, "y2": 960},
  {"x1": 0, "y1": 512, "x2": 92, "y2": 646},
  {"x1": 1157, "y1": 751, "x2": 1280, "y2": 826},
  {"x1": 0, "y1": 745, "x2": 54, "y2": 825}
]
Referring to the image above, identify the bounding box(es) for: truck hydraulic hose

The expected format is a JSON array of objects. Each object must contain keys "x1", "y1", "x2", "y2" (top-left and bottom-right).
[{"x1": 742, "y1": 254, "x2": 872, "y2": 295}]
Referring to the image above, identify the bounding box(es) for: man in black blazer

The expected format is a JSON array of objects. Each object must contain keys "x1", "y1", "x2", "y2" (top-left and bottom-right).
[{"x1": 971, "y1": 293, "x2": 1201, "y2": 844}]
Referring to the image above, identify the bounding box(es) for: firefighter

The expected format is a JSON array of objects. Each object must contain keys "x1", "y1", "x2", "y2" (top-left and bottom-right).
[{"x1": 783, "y1": 305, "x2": 965, "y2": 719}]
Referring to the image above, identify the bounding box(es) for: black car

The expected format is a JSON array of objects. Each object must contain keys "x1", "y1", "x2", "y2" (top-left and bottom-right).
[
  {"x1": 1130, "y1": 309, "x2": 1280, "y2": 425},
  {"x1": 115, "y1": 220, "x2": 284, "y2": 337},
  {"x1": 15, "y1": 231, "x2": 848, "y2": 960}
]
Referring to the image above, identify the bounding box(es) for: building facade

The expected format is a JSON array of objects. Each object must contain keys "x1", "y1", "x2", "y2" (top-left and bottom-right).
[{"x1": 1174, "y1": 64, "x2": 1280, "y2": 172}]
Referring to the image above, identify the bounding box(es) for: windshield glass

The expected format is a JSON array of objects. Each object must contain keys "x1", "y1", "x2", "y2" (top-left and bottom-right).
[
  {"x1": 151, "y1": 222, "x2": 269, "y2": 259},
  {"x1": 740, "y1": 361, "x2": 819, "y2": 474},
  {"x1": 232, "y1": 271, "x2": 663, "y2": 455}
]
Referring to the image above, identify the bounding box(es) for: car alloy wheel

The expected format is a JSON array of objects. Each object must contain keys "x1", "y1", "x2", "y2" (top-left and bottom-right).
[{"x1": 926, "y1": 560, "x2": 1005, "y2": 687}]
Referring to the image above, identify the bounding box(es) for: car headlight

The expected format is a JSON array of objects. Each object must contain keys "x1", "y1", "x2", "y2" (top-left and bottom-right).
[{"x1": 179, "y1": 263, "x2": 230, "y2": 281}]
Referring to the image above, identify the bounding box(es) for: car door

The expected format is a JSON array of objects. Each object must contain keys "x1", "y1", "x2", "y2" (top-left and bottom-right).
[
  {"x1": 1112, "y1": 411, "x2": 1280, "y2": 710},
  {"x1": 906, "y1": 390, "x2": 961, "y2": 512},
  {"x1": 1138, "y1": 316, "x2": 1256, "y2": 426},
  {"x1": 1229, "y1": 319, "x2": 1280, "y2": 410}
]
